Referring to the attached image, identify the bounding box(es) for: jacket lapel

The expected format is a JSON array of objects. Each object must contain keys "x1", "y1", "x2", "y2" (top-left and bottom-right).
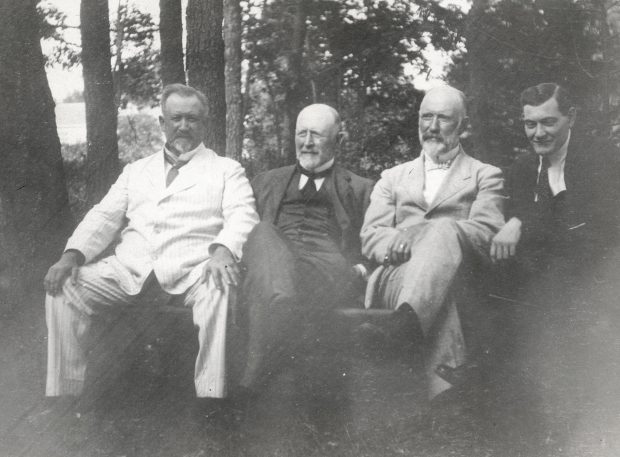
[
  {"x1": 326, "y1": 166, "x2": 353, "y2": 233},
  {"x1": 143, "y1": 151, "x2": 166, "y2": 193},
  {"x1": 261, "y1": 166, "x2": 296, "y2": 223},
  {"x1": 403, "y1": 156, "x2": 428, "y2": 211},
  {"x1": 160, "y1": 145, "x2": 213, "y2": 200},
  {"x1": 426, "y1": 148, "x2": 472, "y2": 214}
]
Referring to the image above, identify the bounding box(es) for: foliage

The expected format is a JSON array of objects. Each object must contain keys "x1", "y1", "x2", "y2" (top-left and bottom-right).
[
  {"x1": 117, "y1": 111, "x2": 164, "y2": 163},
  {"x1": 62, "y1": 90, "x2": 84, "y2": 103},
  {"x1": 37, "y1": 1, "x2": 80, "y2": 68},
  {"x1": 243, "y1": 0, "x2": 465, "y2": 177},
  {"x1": 40, "y1": 1, "x2": 161, "y2": 108},
  {"x1": 112, "y1": 2, "x2": 162, "y2": 108},
  {"x1": 449, "y1": 0, "x2": 620, "y2": 167},
  {"x1": 63, "y1": 113, "x2": 162, "y2": 219}
]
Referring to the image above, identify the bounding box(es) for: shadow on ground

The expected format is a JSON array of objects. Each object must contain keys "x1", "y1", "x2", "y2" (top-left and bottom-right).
[{"x1": 2, "y1": 286, "x2": 620, "y2": 457}]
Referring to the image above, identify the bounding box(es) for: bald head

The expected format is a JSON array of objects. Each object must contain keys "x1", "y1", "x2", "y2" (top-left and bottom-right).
[
  {"x1": 418, "y1": 85, "x2": 469, "y2": 162},
  {"x1": 295, "y1": 104, "x2": 343, "y2": 171},
  {"x1": 421, "y1": 86, "x2": 467, "y2": 120}
]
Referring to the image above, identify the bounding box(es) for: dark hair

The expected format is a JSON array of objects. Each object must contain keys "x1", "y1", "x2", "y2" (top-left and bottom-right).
[
  {"x1": 160, "y1": 84, "x2": 208, "y2": 117},
  {"x1": 520, "y1": 83, "x2": 573, "y2": 115}
]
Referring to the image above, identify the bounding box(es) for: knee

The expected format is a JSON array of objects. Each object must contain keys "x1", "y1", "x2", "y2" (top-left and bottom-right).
[
  {"x1": 247, "y1": 221, "x2": 279, "y2": 242},
  {"x1": 430, "y1": 218, "x2": 458, "y2": 232},
  {"x1": 424, "y1": 219, "x2": 463, "y2": 243},
  {"x1": 244, "y1": 222, "x2": 279, "y2": 255}
]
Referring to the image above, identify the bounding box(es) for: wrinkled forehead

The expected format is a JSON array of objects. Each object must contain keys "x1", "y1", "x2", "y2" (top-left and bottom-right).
[
  {"x1": 296, "y1": 108, "x2": 339, "y2": 134},
  {"x1": 420, "y1": 90, "x2": 465, "y2": 118},
  {"x1": 163, "y1": 94, "x2": 206, "y2": 116},
  {"x1": 420, "y1": 94, "x2": 465, "y2": 118}
]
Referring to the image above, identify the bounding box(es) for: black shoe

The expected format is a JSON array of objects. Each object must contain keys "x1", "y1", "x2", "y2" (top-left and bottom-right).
[
  {"x1": 435, "y1": 362, "x2": 482, "y2": 388},
  {"x1": 352, "y1": 322, "x2": 389, "y2": 351},
  {"x1": 386, "y1": 303, "x2": 423, "y2": 350}
]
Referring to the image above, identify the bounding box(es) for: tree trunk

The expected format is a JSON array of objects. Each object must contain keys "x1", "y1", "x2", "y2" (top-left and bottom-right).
[
  {"x1": 160, "y1": 0, "x2": 185, "y2": 86},
  {"x1": 112, "y1": 1, "x2": 125, "y2": 108},
  {"x1": 224, "y1": 0, "x2": 244, "y2": 160},
  {"x1": 283, "y1": 0, "x2": 308, "y2": 164},
  {"x1": 186, "y1": 0, "x2": 227, "y2": 154},
  {"x1": 0, "y1": 0, "x2": 73, "y2": 308},
  {"x1": 81, "y1": 0, "x2": 120, "y2": 209},
  {"x1": 464, "y1": 0, "x2": 492, "y2": 164}
]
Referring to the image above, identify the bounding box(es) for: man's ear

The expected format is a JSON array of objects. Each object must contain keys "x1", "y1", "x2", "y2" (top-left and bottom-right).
[
  {"x1": 567, "y1": 107, "x2": 577, "y2": 128},
  {"x1": 336, "y1": 130, "x2": 347, "y2": 145},
  {"x1": 458, "y1": 116, "x2": 470, "y2": 135},
  {"x1": 158, "y1": 115, "x2": 165, "y2": 129}
]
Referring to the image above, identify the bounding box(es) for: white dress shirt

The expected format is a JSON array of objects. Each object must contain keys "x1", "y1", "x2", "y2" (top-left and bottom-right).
[
  {"x1": 423, "y1": 146, "x2": 460, "y2": 205},
  {"x1": 538, "y1": 131, "x2": 570, "y2": 196},
  {"x1": 298, "y1": 158, "x2": 335, "y2": 191}
]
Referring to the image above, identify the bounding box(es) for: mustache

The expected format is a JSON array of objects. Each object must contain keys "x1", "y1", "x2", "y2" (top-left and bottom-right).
[{"x1": 423, "y1": 134, "x2": 444, "y2": 141}]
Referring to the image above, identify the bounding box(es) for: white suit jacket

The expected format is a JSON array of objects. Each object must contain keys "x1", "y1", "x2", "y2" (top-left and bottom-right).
[{"x1": 65, "y1": 144, "x2": 259, "y2": 295}]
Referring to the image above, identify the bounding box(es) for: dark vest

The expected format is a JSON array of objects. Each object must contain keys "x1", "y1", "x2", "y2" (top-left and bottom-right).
[{"x1": 276, "y1": 173, "x2": 342, "y2": 254}]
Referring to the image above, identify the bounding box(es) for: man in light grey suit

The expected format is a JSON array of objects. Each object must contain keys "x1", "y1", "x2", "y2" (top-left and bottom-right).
[
  {"x1": 44, "y1": 84, "x2": 259, "y2": 402},
  {"x1": 361, "y1": 85, "x2": 505, "y2": 398}
]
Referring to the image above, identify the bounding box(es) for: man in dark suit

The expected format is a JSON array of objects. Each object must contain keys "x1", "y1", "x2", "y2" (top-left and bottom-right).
[
  {"x1": 237, "y1": 103, "x2": 374, "y2": 396},
  {"x1": 491, "y1": 82, "x2": 620, "y2": 283},
  {"x1": 490, "y1": 83, "x2": 620, "y2": 445}
]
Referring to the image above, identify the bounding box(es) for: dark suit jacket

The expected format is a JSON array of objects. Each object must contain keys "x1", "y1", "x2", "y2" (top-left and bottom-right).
[
  {"x1": 251, "y1": 164, "x2": 374, "y2": 267},
  {"x1": 508, "y1": 134, "x2": 620, "y2": 268}
]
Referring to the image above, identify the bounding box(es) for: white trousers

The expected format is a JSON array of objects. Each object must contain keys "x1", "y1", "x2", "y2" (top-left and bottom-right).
[{"x1": 45, "y1": 259, "x2": 231, "y2": 398}]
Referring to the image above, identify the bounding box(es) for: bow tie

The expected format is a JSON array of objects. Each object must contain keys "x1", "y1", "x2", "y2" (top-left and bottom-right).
[
  {"x1": 426, "y1": 160, "x2": 452, "y2": 171},
  {"x1": 297, "y1": 163, "x2": 332, "y2": 179}
]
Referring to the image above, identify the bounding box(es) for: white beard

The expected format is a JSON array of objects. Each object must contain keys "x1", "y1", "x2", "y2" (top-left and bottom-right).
[
  {"x1": 422, "y1": 140, "x2": 448, "y2": 161},
  {"x1": 171, "y1": 137, "x2": 195, "y2": 154}
]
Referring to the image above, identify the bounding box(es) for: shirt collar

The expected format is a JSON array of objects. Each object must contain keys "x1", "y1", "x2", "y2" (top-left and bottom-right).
[
  {"x1": 541, "y1": 130, "x2": 570, "y2": 168},
  {"x1": 164, "y1": 142, "x2": 203, "y2": 165},
  {"x1": 424, "y1": 145, "x2": 460, "y2": 171}
]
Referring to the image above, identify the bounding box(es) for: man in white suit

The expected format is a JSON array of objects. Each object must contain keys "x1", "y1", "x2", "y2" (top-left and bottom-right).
[
  {"x1": 361, "y1": 85, "x2": 505, "y2": 398},
  {"x1": 44, "y1": 84, "x2": 259, "y2": 402}
]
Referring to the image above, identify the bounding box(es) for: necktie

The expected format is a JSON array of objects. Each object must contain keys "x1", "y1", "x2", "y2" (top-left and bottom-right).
[
  {"x1": 164, "y1": 149, "x2": 188, "y2": 187},
  {"x1": 301, "y1": 175, "x2": 318, "y2": 199},
  {"x1": 535, "y1": 156, "x2": 552, "y2": 204},
  {"x1": 297, "y1": 163, "x2": 332, "y2": 199}
]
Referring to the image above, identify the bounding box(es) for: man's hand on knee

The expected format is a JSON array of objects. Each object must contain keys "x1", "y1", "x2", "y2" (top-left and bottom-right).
[
  {"x1": 490, "y1": 217, "x2": 522, "y2": 262},
  {"x1": 44, "y1": 251, "x2": 81, "y2": 296},
  {"x1": 203, "y1": 245, "x2": 240, "y2": 289},
  {"x1": 385, "y1": 229, "x2": 416, "y2": 265}
]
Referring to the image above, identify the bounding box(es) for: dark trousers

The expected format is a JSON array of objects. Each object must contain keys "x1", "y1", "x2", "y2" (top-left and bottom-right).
[{"x1": 239, "y1": 222, "x2": 350, "y2": 390}]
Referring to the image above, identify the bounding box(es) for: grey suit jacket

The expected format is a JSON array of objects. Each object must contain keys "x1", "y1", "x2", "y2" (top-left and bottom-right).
[
  {"x1": 361, "y1": 147, "x2": 506, "y2": 264},
  {"x1": 251, "y1": 164, "x2": 374, "y2": 266}
]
